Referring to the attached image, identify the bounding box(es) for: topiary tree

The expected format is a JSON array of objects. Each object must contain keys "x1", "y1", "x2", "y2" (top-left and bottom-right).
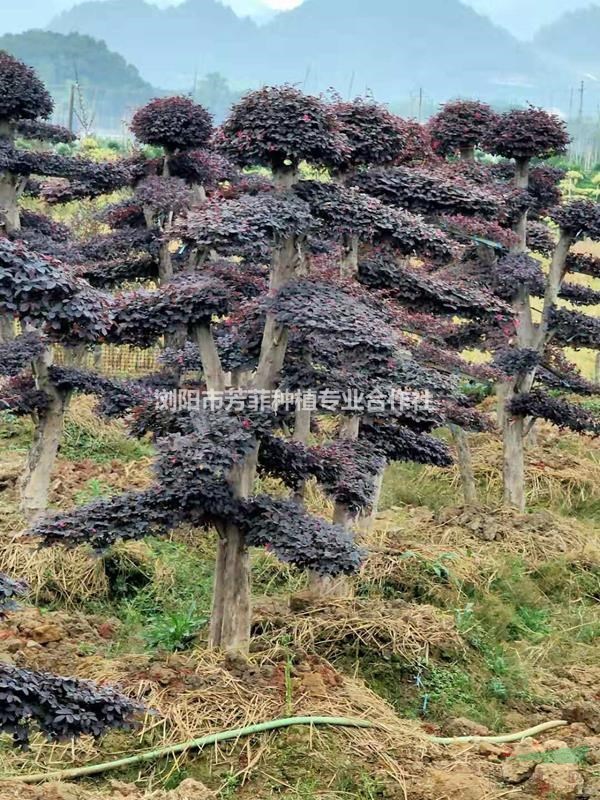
[
  {"x1": 0, "y1": 239, "x2": 112, "y2": 516},
  {"x1": 331, "y1": 98, "x2": 408, "y2": 175},
  {"x1": 428, "y1": 99, "x2": 497, "y2": 161},
  {"x1": 482, "y1": 106, "x2": 569, "y2": 252},
  {"x1": 215, "y1": 85, "x2": 347, "y2": 189},
  {"x1": 0, "y1": 51, "x2": 53, "y2": 235},
  {"x1": 130, "y1": 95, "x2": 213, "y2": 177}
]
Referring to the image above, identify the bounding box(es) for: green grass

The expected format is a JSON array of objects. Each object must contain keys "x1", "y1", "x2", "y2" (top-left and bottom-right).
[
  {"x1": 61, "y1": 417, "x2": 154, "y2": 464},
  {"x1": 88, "y1": 537, "x2": 215, "y2": 654}
]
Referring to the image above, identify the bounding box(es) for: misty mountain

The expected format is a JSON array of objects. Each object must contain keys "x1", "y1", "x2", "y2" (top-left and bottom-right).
[
  {"x1": 467, "y1": 0, "x2": 590, "y2": 40},
  {"x1": 48, "y1": 0, "x2": 567, "y2": 104},
  {"x1": 0, "y1": 29, "x2": 156, "y2": 132},
  {"x1": 534, "y1": 5, "x2": 600, "y2": 79},
  {"x1": 50, "y1": 0, "x2": 258, "y2": 89}
]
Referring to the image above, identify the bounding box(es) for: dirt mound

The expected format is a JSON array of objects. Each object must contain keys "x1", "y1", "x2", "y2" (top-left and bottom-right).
[
  {"x1": 0, "y1": 779, "x2": 213, "y2": 799},
  {"x1": 252, "y1": 595, "x2": 464, "y2": 663}
]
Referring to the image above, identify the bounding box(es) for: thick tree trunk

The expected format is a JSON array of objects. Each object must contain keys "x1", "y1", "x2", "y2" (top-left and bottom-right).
[
  {"x1": 511, "y1": 157, "x2": 530, "y2": 254},
  {"x1": 158, "y1": 242, "x2": 173, "y2": 283},
  {"x1": 357, "y1": 465, "x2": 386, "y2": 532},
  {"x1": 0, "y1": 169, "x2": 19, "y2": 353},
  {"x1": 292, "y1": 406, "x2": 311, "y2": 504},
  {"x1": 0, "y1": 315, "x2": 14, "y2": 344},
  {"x1": 308, "y1": 415, "x2": 360, "y2": 598},
  {"x1": 204, "y1": 229, "x2": 304, "y2": 650},
  {"x1": 272, "y1": 165, "x2": 298, "y2": 192},
  {"x1": 449, "y1": 424, "x2": 477, "y2": 506},
  {"x1": 459, "y1": 145, "x2": 476, "y2": 161},
  {"x1": 0, "y1": 172, "x2": 20, "y2": 235},
  {"x1": 194, "y1": 325, "x2": 226, "y2": 392},
  {"x1": 340, "y1": 235, "x2": 359, "y2": 278},
  {"x1": 503, "y1": 411, "x2": 526, "y2": 512},
  {"x1": 208, "y1": 449, "x2": 257, "y2": 653},
  {"x1": 20, "y1": 349, "x2": 69, "y2": 519}
]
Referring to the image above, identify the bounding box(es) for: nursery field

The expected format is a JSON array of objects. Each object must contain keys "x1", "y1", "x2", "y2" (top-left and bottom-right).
[
  {"x1": 1, "y1": 403, "x2": 599, "y2": 799},
  {"x1": 1, "y1": 53, "x2": 600, "y2": 800}
]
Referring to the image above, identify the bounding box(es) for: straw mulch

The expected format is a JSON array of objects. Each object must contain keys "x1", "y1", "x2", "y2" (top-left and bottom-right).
[
  {"x1": 362, "y1": 502, "x2": 600, "y2": 599},
  {"x1": 0, "y1": 640, "x2": 437, "y2": 789},
  {"x1": 438, "y1": 424, "x2": 600, "y2": 511},
  {"x1": 252, "y1": 596, "x2": 464, "y2": 664}
]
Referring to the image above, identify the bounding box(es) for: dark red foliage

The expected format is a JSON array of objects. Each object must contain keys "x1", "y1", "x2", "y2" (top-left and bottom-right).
[
  {"x1": 112, "y1": 276, "x2": 230, "y2": 347},
  {"x1": 527, "y1": 221, "x2": 556, "y2": 255},
  {"x1": 16, "y1": 119, "x2": 76, "y2": 144},
  {"x1": 0, "y1": 52, "x2": 53, "y2": 123},
  {"x1": 0, "y1": 663, "x2": 143, "y2": 747},
  {"x1": 483, "y1": 106, "x2": 569, "y2": 161},
  {"x1": 0, "y1": 238, "x2": 112, "y2": 343},
  {"x1": 360, "y1": 420, "x2": 452, "y2": 467},
  {"x1": 551, "y1": 199, "x2": 600, "y2": 241},
  {"x1": 295, "y1": 180, "x2": 456, "y2": 263},
  {"x1": 134, "y1": 176, "x2": 193, "y2": 216},
  {"x1": 358, "y1": 253, "x2": 510, "y2": 320},
  {"x1": 566, "y1": 252, "x2": 600, "y2": 279},
  {"x1": 439, "y1": 213, "x2": 518, "y2": 250},
  {"x1": 394, "y1": 119, "x2": 435, "y2": 165},
  {"x1": 428, "y1": 100, "x2": 496, "y2": 157},
  {"x1": 527, "y1": 165, "x2": 565, "y2": 218},
  {"x1": 549, "y1": 307, "x2": 600, "y2": 350},
  {"x1": 169, "y1": 148, "x2": 235, "y2": 188},
  {"x1": 509, "y1": 390, "x2": 600, "y2": 435},
  {"x1": 215, "y1": 86, "x2": 348, "y2": 172},
  {"x1": 332, "y1": 99, "x2": 407, "y2": 169},
  {"x1": 20, "y1": 210, "x2": 70, "y2": 242},
  {"x1": 130, "y1": 96, "x2": 213, "y2": 152},
  {"x1": 351, "y1": 166, "x2": 499, "y2": 218},
  {"x1": 0, "y1": 374, "x2": 50, "y2": 416},
  {"x1": 0, "y1": 332, "x2": 45, "y2": 376},
  {"x1": 178, "y1": 193, "x2": 314, "y2": 260}
]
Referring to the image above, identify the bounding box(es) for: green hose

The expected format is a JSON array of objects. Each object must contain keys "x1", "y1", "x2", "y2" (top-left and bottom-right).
[
  {"x1": 3, "y1": 717, "x2": 373, "y2": 785},
  {"x1": 2, "y1": 716, "x2": 568, "y2": 785}
]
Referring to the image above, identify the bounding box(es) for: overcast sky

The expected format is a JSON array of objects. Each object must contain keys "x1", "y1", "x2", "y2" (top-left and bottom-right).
[{"x1": 0, "y1": 0, "x2": 590, "y2": 40}]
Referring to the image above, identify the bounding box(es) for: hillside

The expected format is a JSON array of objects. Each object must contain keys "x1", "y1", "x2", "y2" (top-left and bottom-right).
[
  {"x1": 534, "y1": 5, "x2": 600, "y2": 79},
  {"x1": 50, "y1": 0, "x2": 258, "y2": 90},
  {"x1": 0, "y1": 30, "x2": 156, "y2": 132},
  {"x1": 49, "y1": 0, "x2": 566, "y2": 105}
]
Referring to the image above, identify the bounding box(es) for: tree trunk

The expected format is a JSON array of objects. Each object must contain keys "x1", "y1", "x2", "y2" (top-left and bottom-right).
[
  {"x1": 512, "y1": 157, "x2": 530, "y2": 254},
  {"x1": 272, "y1": 165, "x2": 298, "y2": 192},
  {"x1": 158, "y1": 241, "x2": 173, "y2": 283},
  {"x1": 0, "y1": 314, "x2": 14, "y2": 344},
  {"x1": 292, "y1": 406, "x2": 311, "y2": 505},
  {"x1": 449, "y1": 424, "x2": 477, "y2": 507},
  {"x1": 503, "y1": 411, "x2": 526, "y2": 512},
  {"x1": 0, "y1": 172, "x2": 20, "y2": 235},
  {"x1": 294, "y1": 406, "x2": 311, "y2": 444},
  {"x1": 208, "y1": 451, "x2": 257, "y2": 653},
  {"x1": 0, "y1": 169, "x2": 19, "y2": 341},
  {"x1": 20, "y1": 349, "x2": 69, "y2": 519},
  {"x1": 204, "y1": 228, "x2": 304, "y2": 650},
  {"x1": 460, "y1": 145, "x2": 475, "y2": 161},
  {"x1": 340, "y1": 235, "x2": 359, "y2": 278},
  {"x1": 308, "y1": 415, "x2": 360, "y2": 598}
]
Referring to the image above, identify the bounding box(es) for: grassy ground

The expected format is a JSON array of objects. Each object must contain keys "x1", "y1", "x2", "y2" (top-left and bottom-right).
[{"x1": 0, "y1": 400, "x2": 599, "y2": 798}]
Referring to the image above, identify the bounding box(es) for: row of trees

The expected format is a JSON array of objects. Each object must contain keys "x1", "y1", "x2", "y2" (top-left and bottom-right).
[{"x1": 0, "y1": 55, "x2": 598, "y2": 742}]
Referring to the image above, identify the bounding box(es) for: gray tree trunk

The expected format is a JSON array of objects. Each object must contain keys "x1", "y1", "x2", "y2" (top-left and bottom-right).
[
  {"x1": 340, "y1": 234, "x2": 359, "y2": 278},
  {"x1": 449, "y1": 424, "x2": 477, "y2": 506},
  {"x1": 202, "y1": 234, "x2": 303, "y2": 652},
  {"x1": 20, "y1": 348, "x2": 69, "y2": 519},
  {"x1": 503, "y1": 411, "x2": 526, "y2": 511},
  {"x1": 208, "y1": 451, "x2": 257, "y2": 652}
]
